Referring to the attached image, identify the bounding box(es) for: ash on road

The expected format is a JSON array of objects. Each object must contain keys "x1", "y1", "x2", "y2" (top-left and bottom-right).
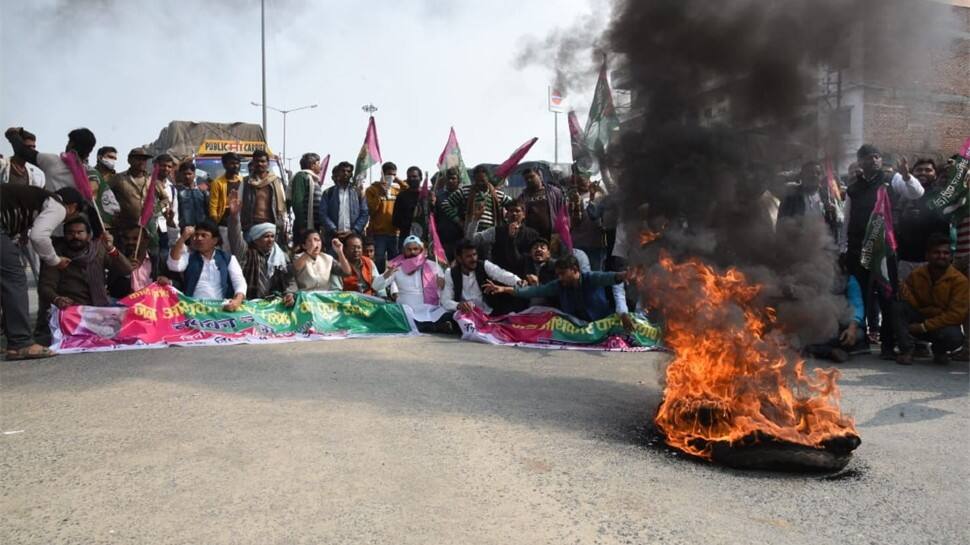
[{"x1": 2, "y1": 337, "x2": 967, "y2": 545}]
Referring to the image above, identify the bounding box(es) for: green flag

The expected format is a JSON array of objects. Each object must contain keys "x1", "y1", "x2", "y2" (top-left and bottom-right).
[{"x1": 584, "y1": 60, "x2": 619, "y2": 154}]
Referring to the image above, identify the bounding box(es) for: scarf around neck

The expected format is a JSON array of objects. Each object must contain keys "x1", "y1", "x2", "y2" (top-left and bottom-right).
[{"x1": 388, "y1": 252, "x2": 440, "y2": 305}]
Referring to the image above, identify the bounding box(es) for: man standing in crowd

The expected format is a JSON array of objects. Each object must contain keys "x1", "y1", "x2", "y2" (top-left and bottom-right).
[
  {"x1": 108, "y1": 147, "x2": 155, "y2": 229},
  {"x1": 1, "y1": 185, "x2": 85, "y2": 360},
  {"x1": 568, "y1": 173, "x2": 607, "y2": 270},
  {"x1": 486, "y1": 255, "x2": 629, "y2": 324},
  {"x1": 839, "y1": 144, "x2": 925, "y2": 360},
  {"x1": 894, "y1": 158, "x2": 950, "y2": 282},
  {"x1": 320, "y1": 161, "x2": 368, "y2": 244},
  {"x1": 176, "y1": 160, "x2": 208, "y2": 229},
  {"x1": 331, "y1": 233, "x2": 390, "y2": 296},
  {"x1": 153, "y1": 154, "x2": 179, "y2": 256},
  {"x1": 35, "y1": 217, "x2": 133, "y2": 345},
  {"x1": 894, "y1": 233, "x2": 969, "y2": 365},
  {"x1": 0, "y1": 129, "x2": 44, "y2": 187},
  {"x1": 208, "y1": 152, "x2": 243, "y2": 229},
  {"x1": 517, "y1": 167, "x2": 566, "y2": 243},
  {"x1": 94, "y1": 146, "x2": 118, "y2": 185},
  {"x1": 4, "y1": 126, "x2": 95, "y2": 193},
  {"x1": 778, "y1": 161, "x2": 843, "y2": 244},
  {"x1": 444, "y1": 165, "x2": 512, "y2": 234},
  {"x1": 227, "y1": 193, "x2": 295, "y2": 305},
  {"x1": 464, "y1": 200, "x2": 539, "y2": 276},
  {"x1": 290, "y1": 152, "x2": 323, "y2": 244},
  {"x1": 441, "y1": 239, "x2": 522, "y2": 316},
  {"x1": 239, "y1": 149, "x2": 287, "y2": 245},
  {"x1": 166, "y1": 219, "x2": 246, "y2": 310},
  {"x1": 365, "y1": 161, "x2": 402, "y2": 271},
  {"x1": 392, "y1": 166, "x2": 423, "y2": 252},
  {"x1": 434, "y1": 167, "x2": 464, "y2": 260}
]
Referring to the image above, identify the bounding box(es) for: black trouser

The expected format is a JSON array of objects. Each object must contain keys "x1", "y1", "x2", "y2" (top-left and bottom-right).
[
  {"x1": 415, "y1": 312, "x2": 457, "y2": 334},
  {"x1": 849, "y1": 252, "x2": 897, "y2": 353},
  {"x1": 805, "y1": 325, "x2": 866, "y2": 360},
  {"x1": 893, "y1": 301, "x2": 965, "y2": 354},
  {"x1": 1, "y1": 232, "x2": 33, "y2": 350}
]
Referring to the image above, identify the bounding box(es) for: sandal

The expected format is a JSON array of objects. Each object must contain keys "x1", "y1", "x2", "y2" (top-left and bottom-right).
[{"x1": 4, "y1": 345, "x2": 56, "y2": 361}]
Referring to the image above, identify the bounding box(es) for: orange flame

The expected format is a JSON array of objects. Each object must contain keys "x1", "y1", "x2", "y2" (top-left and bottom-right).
[
  {"x1": 640, "y1": 229, "x2": 663, "y2": 246},
  {"x1": 639, "y1": 254, "x2": 857, "y2": 459}
]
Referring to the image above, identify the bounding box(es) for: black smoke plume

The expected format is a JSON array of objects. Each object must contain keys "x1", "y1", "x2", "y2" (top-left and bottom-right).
[{"x1": 598, "y1": 0, "x2": 950, "y2": 344}]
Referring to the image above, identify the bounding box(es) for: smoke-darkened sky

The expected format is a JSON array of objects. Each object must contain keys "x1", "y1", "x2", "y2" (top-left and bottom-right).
[{"x1": 0, "y1": 0, "x2": 602, "y2": 172}]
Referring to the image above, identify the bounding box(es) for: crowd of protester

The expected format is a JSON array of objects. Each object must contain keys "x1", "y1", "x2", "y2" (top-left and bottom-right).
[{"x1": 1, "y1": 126, "x2": 966, "y2": 366}]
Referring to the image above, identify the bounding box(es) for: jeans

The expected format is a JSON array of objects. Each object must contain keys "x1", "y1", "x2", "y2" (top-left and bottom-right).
[
  {"x1": 1, "y1": 232, "x2": 33, "y2": 350},
  {"x1": 849, "y1": 252, "x2": 897, "y2": 353},
  {"x1": 372, "y1": 234, "x2": 399, "y2": 272},
  {"x1": 893, "y1": 300, "x2": 965, "y2": 354}
]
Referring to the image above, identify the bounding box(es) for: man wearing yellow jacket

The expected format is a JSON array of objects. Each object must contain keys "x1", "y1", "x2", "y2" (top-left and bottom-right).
[
  {"x1": 365, "y1": 161, "x2": 401, "y2": 271},
  {"x1": 894, "y1": 233, "x2": 969, "y2": 365}
]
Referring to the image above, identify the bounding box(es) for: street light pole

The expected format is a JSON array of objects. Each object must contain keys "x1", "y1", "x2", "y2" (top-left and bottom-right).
[
  {"x1": 251, "y1": 102, "x2": 317, "y2": 179},
  {"x1": 260, "y1": 0, "x2": 267, "y2": 143}
]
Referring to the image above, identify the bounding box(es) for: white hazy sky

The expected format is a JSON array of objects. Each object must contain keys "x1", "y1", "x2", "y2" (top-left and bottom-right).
[{"x1": 0, "y1": 0, "x2": 604, "y2": 173}]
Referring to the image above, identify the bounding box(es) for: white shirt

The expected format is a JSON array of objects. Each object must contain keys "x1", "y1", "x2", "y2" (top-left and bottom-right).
[
  {"x1": 389, "y1": 266, "x2": 447, "y2": 322},
  {"x1": 0, "y1": 158, "x2": 45, "y2": 187},
  {"x1": 29, "y1": 198, "x2": 67, "y2": 266},
  {"x1": 167, "y1": 250, "x2": 247, "y2": 300},
  {"x1": 442, "y1": 260, "x2": 521, "y2": 315},
  {"x1": 337, "y1": 186, "x2": 351, "y2": 231},
  {"x1": 157, "y1": 180, "x2": 179, "y2": 233}
]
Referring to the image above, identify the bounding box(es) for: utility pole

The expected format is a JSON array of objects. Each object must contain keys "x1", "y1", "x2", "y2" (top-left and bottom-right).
[{"x1": 260, "y1": 0, "x2": 267, "y2": 143}]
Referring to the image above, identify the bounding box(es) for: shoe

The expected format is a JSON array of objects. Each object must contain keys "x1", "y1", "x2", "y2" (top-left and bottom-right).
[
  {"x1": 913, "y1": 343, "x2": 931, "y2": 358},
  {"x1": 830, "y1": 348, "x2": 849, "y2": 363},
  {"x1": 896, "y1": 352, "x2": 914, "y2": 366},
  {"x1": 879, "y1": 350, "x2": 897, "y2": 361},
  {"x1": 932, "y1": 352, "x2": 950, "y2": 365}
]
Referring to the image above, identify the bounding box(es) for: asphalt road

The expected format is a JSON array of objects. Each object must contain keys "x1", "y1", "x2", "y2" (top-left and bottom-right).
[{"x1": 1, "y1": 336, "x2": 967, "y2": 545}]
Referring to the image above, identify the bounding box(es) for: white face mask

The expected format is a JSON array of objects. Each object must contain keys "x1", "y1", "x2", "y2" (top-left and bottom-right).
[{"x1": 100, "y1": 158, "x2": 116, "y2": 169}]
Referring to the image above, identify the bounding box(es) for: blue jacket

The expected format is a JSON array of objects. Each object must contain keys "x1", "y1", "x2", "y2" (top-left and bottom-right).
[
  {"x1": 184, "y1": 249, "x2": 234, "y2": 299},
  {"x1": 319, "y1": 184, "x2": 369, "y2": 237},
  {"x1": 513, "y1": 271, "x2": 619, "y2": 322}
]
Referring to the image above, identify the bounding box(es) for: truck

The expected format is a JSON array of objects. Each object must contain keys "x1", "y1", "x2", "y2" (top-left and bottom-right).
[{"x1": 144, "y1": 121, "x2": 287, "y2": 186}]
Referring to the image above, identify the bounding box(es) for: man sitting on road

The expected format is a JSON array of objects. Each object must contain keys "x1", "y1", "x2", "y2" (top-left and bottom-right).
[
  {"x1": 331, "y1": 233, "x2": 390, "y2": 297},
  {"x1": 385, "y1": 235, "x2": 453, "y2": 334},
  {"x1": 227, "y1": 193, "x2": 296, "y2": 306},
  {"x1": 894, "y1": 233, "x2": 969, "y2": 365},
  {"x1": 36, "y1": 216, "x2": 133, "y2": 345},
  {"x1": 486, "y1": 255, "x2": 630, "y2": 325},
  {"x1": 166, "y1": 219, "x2": 246, "y2": 311},
  {"x1": 441, "y1": 239, "x2": 522, "y2": 317}
]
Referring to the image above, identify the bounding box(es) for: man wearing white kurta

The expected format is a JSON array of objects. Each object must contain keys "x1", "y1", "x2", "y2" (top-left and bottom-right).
[
  {"x1": 442, "y1": 239, "x2": 522, "y2": 316},
  {"x1": 385, "y1": 235, "x2": 453, "y2": 333}
]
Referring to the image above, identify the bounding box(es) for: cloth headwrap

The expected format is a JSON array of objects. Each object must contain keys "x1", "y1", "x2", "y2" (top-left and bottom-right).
[
  {"x1": 247, "y1": 223, "x2": 276, "y2": 243},
  {"x1": 402, "y1": 235, "x2": 423, "y2": 248}
]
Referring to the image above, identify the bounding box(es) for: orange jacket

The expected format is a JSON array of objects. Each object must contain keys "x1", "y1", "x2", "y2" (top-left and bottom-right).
[
  {"x1": 900, "y1": 264, "x2": 969, "y2": 331},
  {"x1": 364, "y1": 181, "x2": 400, "y2": 236}
]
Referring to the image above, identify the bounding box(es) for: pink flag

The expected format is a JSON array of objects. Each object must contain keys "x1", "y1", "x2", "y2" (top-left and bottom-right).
[
  {"x1": 494, "y1": 137, "x2": 538, "y2": 180},
  {"x1": 960, "y1": 137, "x2": 970, "y2": 159},
  {"x1": 553, "y1": 203, "x2": 573, "y2": 252},
  {"x1": 60, "y1": 151, "x2": 93, "y2": 201},
  {"x1": 427, "y1": 213, "x2": 449, "y2": 264},
  {"x1": 823, "y1": 158, "x2": 842, "y2": 205},
  {"x1": 139, "y1": 164, "x2": 160, "y2": 228},
  {"x1": 354, "y1": 116, "x2": 383, "y2": 185}
]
